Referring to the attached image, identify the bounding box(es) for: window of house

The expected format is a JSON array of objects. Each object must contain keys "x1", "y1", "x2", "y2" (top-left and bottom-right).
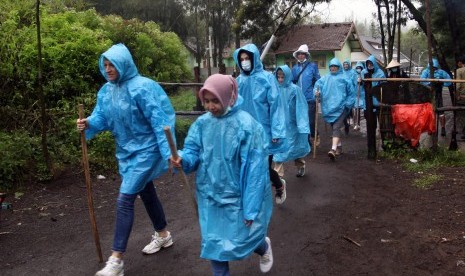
[{"x1": 312, "y1": 55, "x2": 326, "y2": 69}]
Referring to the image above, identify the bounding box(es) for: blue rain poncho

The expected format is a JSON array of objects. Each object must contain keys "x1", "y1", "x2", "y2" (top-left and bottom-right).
[
  {"x1": 179, "y1": 96, "x2": 273, "y2": 261},
  {"x1": 353, "y1": 61, "x2": 366, "y2": 110},
  {"x1": 85, "y1": 43, "x2": 175, "y2": 194},
  {"x1": 233, "y1": 44, "x2": 287, "y2": 155},
  {"x1": 342, "y1": 59, "x2": 358, "y2": 100},
  {"x1": 361, "y1": 55, "x2": 386, "y2": 107},
  {"x1": 273, "y1": 65, "x2": 310, "y2": 163},
  {"x1": 313, "y1": 58, "x2": 355, "y2": 123},
  {"x1": 420, "y1": 58, "x2": 452, "y2": 87}
]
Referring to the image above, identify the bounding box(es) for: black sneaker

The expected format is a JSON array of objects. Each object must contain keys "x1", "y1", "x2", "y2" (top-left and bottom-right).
[
  {"x1": 328, "y1": 149, "x2": 336, "y2": 161},
  {"x1": 275, "y1": 179, "x2": 286, "y2": 204}
]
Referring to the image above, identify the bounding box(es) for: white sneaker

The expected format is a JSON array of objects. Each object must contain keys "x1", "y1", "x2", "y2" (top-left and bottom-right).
[
  {"x1": 142, "y1": 231, "x2": 174, "y2": 254},
  {"x1": 296, "y1": 166, "x2": 305, "y2": 177},
  {"x1": 275, "y1": 179, "x2": 287, "y2": 204},
  {"x1": 95, "y1": 256, "x2": 124, "y2": 276},
  {"x1": 259, "y1": 237, "x2": 273, "y2": 273}
]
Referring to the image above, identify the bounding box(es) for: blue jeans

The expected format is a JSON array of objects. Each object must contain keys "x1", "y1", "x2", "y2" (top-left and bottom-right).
[
  {"x1": 112, "y1": 182, "x2": 167, "y2": 253},
  {"x1": 308, "y1": 101, "x2": 317, "y2": 138},
  {"x1": 210, "y1": 238, "x2": 268, "y2": 276}
]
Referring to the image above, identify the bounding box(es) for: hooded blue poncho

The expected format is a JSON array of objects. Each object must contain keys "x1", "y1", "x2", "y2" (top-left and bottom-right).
[
  {"x1": 314, "y1": 58, "x2": 355, "y2": 123},
  {"x1": 180, "y1": 96, "x2": 273, "y2": 261},
  {"x1": 233, "y1": 44, "x2": 287, "y2": 155},
  {"x1": 273, "y1": 65, "x2": 310, "y2": 163},
  {"x1": 85, "y1": 43, "x2": 175, "y2": 194}
]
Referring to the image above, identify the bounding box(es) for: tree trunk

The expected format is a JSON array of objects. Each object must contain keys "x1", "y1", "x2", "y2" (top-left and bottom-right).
[
  {"x1": 443, "y1": 0, "x2": 463, "y2": 61},
  {"x1": 400, "y1": 0, "x2": 451, "y2": 73},
  {"x1": 376, "y1": 1, "x2": 387, "y2": 66},
  {"x1": 36, "y1": 0, "x2": 52, "y2": 174}
]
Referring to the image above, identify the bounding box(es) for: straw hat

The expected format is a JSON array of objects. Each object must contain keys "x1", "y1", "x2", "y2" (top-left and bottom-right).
[{"x1": 386, "y1": 60, "x2": 401, "y2": 69}]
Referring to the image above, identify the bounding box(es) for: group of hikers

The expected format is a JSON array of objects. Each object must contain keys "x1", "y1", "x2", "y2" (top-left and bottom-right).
[{"x1": 76, "y1": 42, "x2": 460, "y2": 276}]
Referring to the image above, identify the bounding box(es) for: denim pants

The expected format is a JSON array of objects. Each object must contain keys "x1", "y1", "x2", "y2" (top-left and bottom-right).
[
  {"x1": 112, "y1": 181, "x2": 167, "y2": 253},
  {"x1": 210, "y1": 238, "x2": 268, "y2": 276}
]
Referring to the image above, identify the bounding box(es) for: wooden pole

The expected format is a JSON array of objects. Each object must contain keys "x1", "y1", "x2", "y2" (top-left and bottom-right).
[
  {"x1": 163, "y1": 126, "x2": 198, "y2": 217},
  {"x1": 364, "y1": 76, "x2": 377, "y2": 160},
  {"x1": 355, "y1": 81, "x2": 361, "y2": 130},
  {"x1": 313, "y1": 91, "x2": 319, "y2": 159},
  {"x1": 425, "y1": 0, "x2": 438, "y2": 150},
  {"x1": 79, "y1": 104, "x2": 103, "y2": 263}
]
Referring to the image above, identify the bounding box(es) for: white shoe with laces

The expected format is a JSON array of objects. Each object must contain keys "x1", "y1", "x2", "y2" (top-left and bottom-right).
[
  {"x1": 296, "y1": 165, "x2": 305, "y2": 177},
  {"x1": 142, "y1": 231, "x2": 174, "y2": 254},
  {"x1": 95, "y1": 256, "x2": 124, "y2": 276},
  {"x1": 259, "y1": 237, "x2": 273, "y2": 273}
]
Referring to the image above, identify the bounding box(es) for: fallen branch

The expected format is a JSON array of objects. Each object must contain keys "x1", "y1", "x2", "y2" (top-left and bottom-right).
[{"x1": 342, "y1": 235, "x2": 361, "y2": 247}]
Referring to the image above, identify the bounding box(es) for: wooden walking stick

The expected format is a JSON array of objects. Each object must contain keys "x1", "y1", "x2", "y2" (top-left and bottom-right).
[
  {"x1": 78, "y1": 104, "x2": 103, "y2": 263},
  {"x1": 163, "y1": 126, "x2": 198, "y2": 217},
  {"x1": 313, "y1": 87, "x2": 320, "y2": 159},
  {"x1": 355, "y1": 80, "x2": 361, "y2": 130}
]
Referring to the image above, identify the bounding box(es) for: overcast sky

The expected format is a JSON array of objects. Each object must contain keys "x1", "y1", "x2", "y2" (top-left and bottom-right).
[{"x1": 314, "y1": 0, "x2": 416, "y2": 28}]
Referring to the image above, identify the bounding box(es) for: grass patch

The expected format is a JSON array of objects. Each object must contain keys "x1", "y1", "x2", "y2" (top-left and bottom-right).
[
  {"x1": 380, "y1": 146, "x2": 465, "y2": 189},
  {"x1": 412, "y1": 174, "x2": 442, "y2": 189},
  {"x1": 170, "y1": 88, "x2": 198, "y2": 111}
]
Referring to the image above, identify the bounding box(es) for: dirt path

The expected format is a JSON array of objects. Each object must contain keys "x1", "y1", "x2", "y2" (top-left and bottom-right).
[{"x1": 1, "y1": 113, "x2": 465, "y2": 276}]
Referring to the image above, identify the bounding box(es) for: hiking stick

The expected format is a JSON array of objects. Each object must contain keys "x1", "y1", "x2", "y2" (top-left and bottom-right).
[
  {"x1": 355, "y1": 81, "x2": 361, "y2": 130},
  {"x1": 313, "y1": 88, "x2": 320, "y2": 159},
  {"x1": 163, "y1": 126, "x2": 198, "y2": 218},
  {"x1": 449, "y1": 77, "x2": 458, "y2": 150},
  {"x1": 377, "y1": 88, "x2": 383, "y2": 149},
  {"x1": 78, "y1": 104, "x2": 103, "y2": 263}
]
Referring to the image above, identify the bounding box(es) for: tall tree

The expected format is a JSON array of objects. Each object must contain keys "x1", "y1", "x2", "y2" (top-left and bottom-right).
[
  {"x1": 400, "y1": 0, "x2": 465, "y2": 72},
  {"x1": 233, "y1": 0, "x2": 330, "y2": 47},
  {"x1": 86, "y1": 0, "x2": 189, "y2": 38},
  {"x1": 373, "y1": 0, "x2": 408, "y2": 66}
]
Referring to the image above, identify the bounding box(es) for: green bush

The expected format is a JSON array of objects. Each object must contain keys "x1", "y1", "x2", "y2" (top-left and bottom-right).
[
  {"x1": 175, "y1": 118, "x2": 194, "y2": 149},
  {"x1": 0, "y1": 1, "x2": 195, "y2": 190},
  {"x1": 0, "y1": 131, "x2": 34, "y2": 191}
]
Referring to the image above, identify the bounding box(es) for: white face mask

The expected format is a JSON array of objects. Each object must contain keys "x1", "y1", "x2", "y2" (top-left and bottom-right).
[
  {"x1": 222, "y1": 105, "x2": 232, "y2": 116},
  {"x1": 298, "y1": 58, "x2": 307, "y2": 64},
  {"x1": 241, "y1": 60, "x2": 251, "y2": 71},
  {"x1": 391, "y1": 68, "x2": 398, "y2": 72},
  {"x1": 356, "y1": 68, "x2": 362, "y2": 73}
]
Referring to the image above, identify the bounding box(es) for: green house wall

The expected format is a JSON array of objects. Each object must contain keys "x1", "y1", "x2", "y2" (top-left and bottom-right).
[{"x1": 274, "y1": 41, "x2": 353, "y2": 76}]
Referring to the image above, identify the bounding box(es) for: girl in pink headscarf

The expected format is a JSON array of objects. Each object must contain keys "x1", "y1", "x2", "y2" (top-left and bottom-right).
[{"x1": 171, "y1": 74, "x2": 274, "y2": 275}]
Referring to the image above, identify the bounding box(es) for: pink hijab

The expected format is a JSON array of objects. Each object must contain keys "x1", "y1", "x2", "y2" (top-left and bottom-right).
[{"x1": 199, "y1": 74, "x2": 238, "y2": 108}]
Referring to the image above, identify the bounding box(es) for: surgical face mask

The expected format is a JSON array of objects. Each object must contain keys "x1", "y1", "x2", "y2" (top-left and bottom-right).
[
  {"x1": 298, "y1": 58, "x2": 307, "y2": 64},
  {"x1": 391, "y1": 68, "x2": 398, "y2": 72},
  {"x1": 356, "y1": 68, "x2": 362, "y2": 73},
  {"x1": 222, "y1": 105, "x2": 232, "y2": 116},
  {"x1": 241, "y1": 60, "x2": 251, "y2": 71},
  {"x1": 367, "y1": 63, "x2": 374, "y2": 70}
]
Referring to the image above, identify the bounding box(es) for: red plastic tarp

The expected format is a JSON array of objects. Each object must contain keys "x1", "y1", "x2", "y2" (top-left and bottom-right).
[{"x1": 391, "y1": 103, "x2": 436, "y2": 147}]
